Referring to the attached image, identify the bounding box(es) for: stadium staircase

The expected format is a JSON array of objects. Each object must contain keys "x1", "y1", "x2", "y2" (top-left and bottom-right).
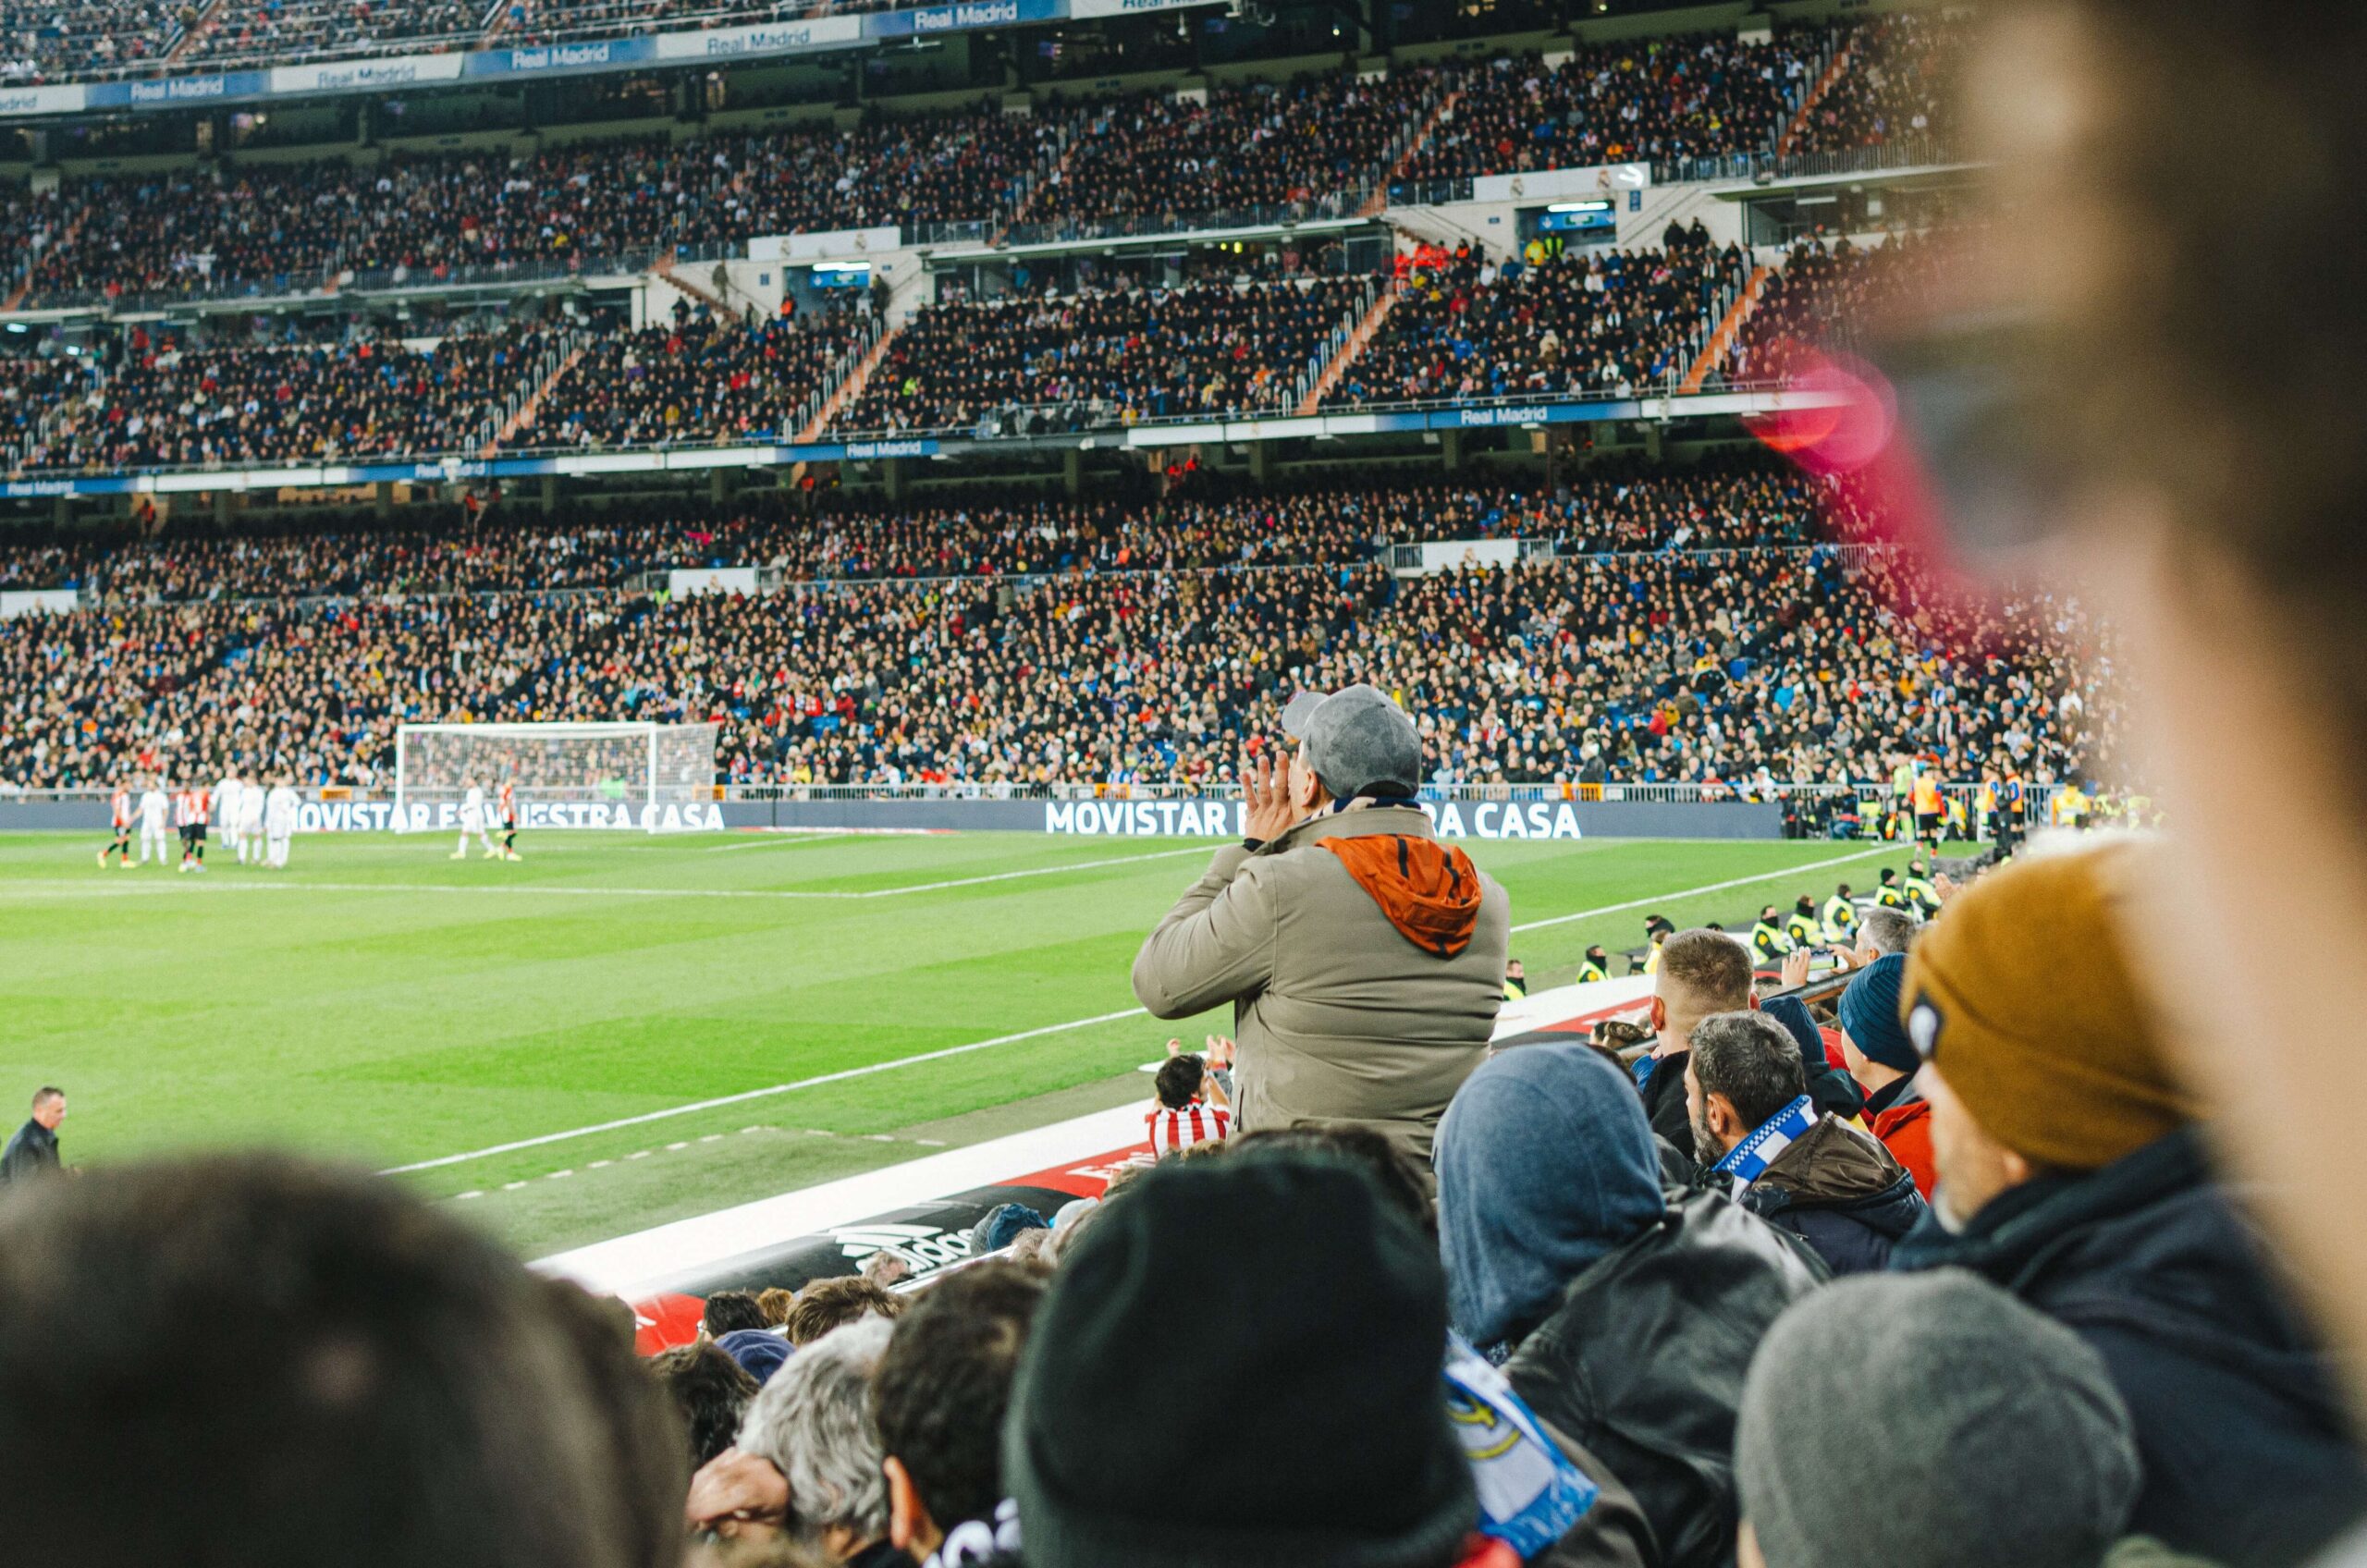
[
  {"x1": 1777, "y1": 34, "x2": 1858, "y2": 156},
  {"x1": 1294, "y1": 280, "x2": 1403, "y2": 416},
  {"x1": 1357, "y1": 90, "x2": 1463, "y2": 219},
  {"x1": 1677, "y1": 264, "x2": 1772, "y2": 394},
  {"x1": 651, "y1": 254, "x2": 733, "y2": 315},
  {"x1": 992, "y1": 133, "x2": 1083, "y2": 247},
  {"x1": 484, "y1": 344, "x2": 585, "y2": 456},
  {"x1": 797, "y1": 328, "x2": 896, "y2": 441},
  {"x1": 164, "y1": 0, "x2": 227, "y2": 62}
]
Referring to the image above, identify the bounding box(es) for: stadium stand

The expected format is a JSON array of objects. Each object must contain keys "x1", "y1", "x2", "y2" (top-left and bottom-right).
[
  {"x1": 20, "y1": 16, "x2": 2367, "y2": 1568},
  {"x1": 0, "y1": 465, "x2": 2118, "y2": 793},
  {"x1": 1393, "y1": 32, "x2": 1810, "y2": 187},
  {"x1": 834, "y1": 275, "x2": 1373, "y2": 436},
  {"x1": 0, "y1": 459, "x2": 1822, "y2": 595},
  {"x1": 514, "y1": 305, "x2": 867, "y2": 452},
  {"x1": 1324, "y1": 237, "x2": 1746, "y2": 407},
  {"x1": 21, "y1": 320, "x2": 563, "y2": 472}
]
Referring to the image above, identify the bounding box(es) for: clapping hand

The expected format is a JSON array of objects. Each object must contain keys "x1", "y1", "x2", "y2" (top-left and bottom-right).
[{"x1": 1242, "y1": 750, "x2": 1300, "y2": 844}]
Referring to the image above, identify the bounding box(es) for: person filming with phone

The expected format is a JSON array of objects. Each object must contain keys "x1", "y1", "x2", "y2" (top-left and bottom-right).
[{"x1": 1131, "y1": 684, "x2": 1510, "y2": 1163}]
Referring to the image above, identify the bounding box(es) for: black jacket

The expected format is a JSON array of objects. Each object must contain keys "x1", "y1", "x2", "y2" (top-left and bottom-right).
[
  {"x1": 1637, "y1": 1050, "x2": 1693, "y2": 1150},
  {"x1": 0, "y1": 1119, "x2": 58, "y2": 1184},
  {"x1": 1505, "y1": 1189, "x2": 1826, "y2": 1568},
  {"x1": 1735, "y1": 1114, "x2": 1926, "y2": 1277},
  {"x1": 1893, "y1": 1129, "x2": 2367, "y2": 1566}
]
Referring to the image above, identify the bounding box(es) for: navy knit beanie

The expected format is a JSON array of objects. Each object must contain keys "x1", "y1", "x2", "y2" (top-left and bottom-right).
[{"x1": 1839, "y1": 953, "x2": 1917, "y2": 1073}]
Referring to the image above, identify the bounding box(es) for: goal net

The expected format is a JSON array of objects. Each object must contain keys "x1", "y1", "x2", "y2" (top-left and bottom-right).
[{"x1": 393, "y1": 722, "x2": 721, "y2": 833}]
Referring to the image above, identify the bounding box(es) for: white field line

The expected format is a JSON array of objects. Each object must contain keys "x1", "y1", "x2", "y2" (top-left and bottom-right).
[
  {"x1": 0, "y1": 844, "x2": 1213, "y2": 904},
  {"x1": 378, "y1": 1007, "x2": 1153, "y2": 1174},
  {"x1": 374, "y1": 845, "x2": 1896, "y2": 1178},
  {"x1": 1507, "y1": 844, "x2": 1895, "y2": 932},
  {"x1": 703, "y1": 833, "x2": 860, "y2": 852}
]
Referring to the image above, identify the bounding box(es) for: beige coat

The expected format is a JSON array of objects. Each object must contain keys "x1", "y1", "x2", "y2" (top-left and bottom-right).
[{"x1": 1131, "y1": 803, "x2": 1510, "y2": 1159}]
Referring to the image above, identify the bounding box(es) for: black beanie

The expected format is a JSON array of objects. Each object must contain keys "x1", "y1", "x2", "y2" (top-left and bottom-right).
[{"x1": 1006, "y1": 1158, "x2": 1476, "y2": 1568}]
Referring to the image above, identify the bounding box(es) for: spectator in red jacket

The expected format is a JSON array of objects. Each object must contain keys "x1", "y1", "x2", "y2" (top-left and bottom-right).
[{"x1": 1833, "y1": 952, "x2": 1934, "y2": 1197}]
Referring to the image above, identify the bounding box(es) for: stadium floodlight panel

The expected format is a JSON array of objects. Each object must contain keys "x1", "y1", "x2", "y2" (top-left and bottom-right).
[{"x1": 393, "y1": 721, "x2": 719, "y2": 831}]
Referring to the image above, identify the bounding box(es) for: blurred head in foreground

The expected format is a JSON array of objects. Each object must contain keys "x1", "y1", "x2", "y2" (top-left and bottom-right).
[
  {"x1": 0, "y1": 1153, "x2": 685, "y2": 1568},
  {"x1": 1967, "y1": 0, "x2": 2367, "y2": 1408}
]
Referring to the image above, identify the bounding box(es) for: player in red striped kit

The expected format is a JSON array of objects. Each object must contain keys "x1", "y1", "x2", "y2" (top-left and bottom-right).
[
  {"x1": 497, "y1": 779, "x2": 521, "y2": 861},
  {"x1": 1147, "y1": 1047, "x2": 1232, "y2": 1158},
  {"x1": 173, "y1": 776, "x2": 212, "y2": 874},
  {"x1": 98, "y1": 779, "x2": 134, "y2": 868}
]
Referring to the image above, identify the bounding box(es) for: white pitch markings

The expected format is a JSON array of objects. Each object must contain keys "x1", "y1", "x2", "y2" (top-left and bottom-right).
[
  {"x1": 1507, "y1": 845, "x2": 1897, "y2": 933},
  {"x1": 380, "y1": 1005, "x2": 1152, "y2": 1175},
  {"x1": 4, "y1": 843, "x2": 1212, "y2": 904}
]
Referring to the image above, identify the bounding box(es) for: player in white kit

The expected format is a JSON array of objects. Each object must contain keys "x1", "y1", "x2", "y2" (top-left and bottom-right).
[
  {"x1": 235, "y1": 778, "x2": 265, "y2": 864},
  {"x1": 264, "y1": 776, "x2": 300, "y2": 868},
  {"x1": 137, "y1": 778, "x2": 170, "y2": 865},
  {"x1": 452, "y1": 778, "x2": 499, "y2": 860},
  {"x1": 215, "y1": 771, "x2": 245, "y2": 864}
]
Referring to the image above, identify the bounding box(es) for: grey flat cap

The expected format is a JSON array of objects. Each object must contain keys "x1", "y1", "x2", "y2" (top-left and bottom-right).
[{"x1": 1294, "y1": 684, "x2": 1422, "y2": 800}]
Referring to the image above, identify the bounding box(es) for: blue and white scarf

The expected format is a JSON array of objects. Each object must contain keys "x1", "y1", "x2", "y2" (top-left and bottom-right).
[
  {"x1": 1711, "y1": 1094, "x2": 1817, "y2": 1193},
  {"x1": 1445, "y1": 1333, "x2": 1600, "y2": 1559}
]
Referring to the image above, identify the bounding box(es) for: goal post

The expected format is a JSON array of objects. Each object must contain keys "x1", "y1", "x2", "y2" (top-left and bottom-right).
[{"x1": 393, "y1": 722, "x2": 721, "y2": 833}]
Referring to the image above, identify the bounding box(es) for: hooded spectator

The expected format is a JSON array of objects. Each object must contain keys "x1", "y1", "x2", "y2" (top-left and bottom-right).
[
  {"x1": 1735, "y1": 1270, "x2": 2144, "y2": 1568},
  {"x1": 1435, "y1": 1042, "x2": 1823, "y2": 1568},
  {"x1": 1686, "y1": 1010, "x2": 1925, "y2": 1275},
  {"x1": 1834, "y1": 951, "x2": 1935, "y2": 1195},
  {"x1": 1008, "y1": 1154, "x2": 1653, "y2": 1568},
  {"x1": 0, "y1": 1153, "x2": 685, "y2": 1568},
  {"x1": 1891, "y1": 844, "x2": 2367, "y2": 1564},
  {"x1": 1132, "y1": 683, "x2": 1510, "y2": 1160}
]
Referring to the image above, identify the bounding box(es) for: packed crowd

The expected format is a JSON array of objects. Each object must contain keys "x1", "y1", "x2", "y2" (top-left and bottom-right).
[
  {"x1": 1396, "y1": 31, "x2": 1809, "y2": 187},
  {"x1": 834, "y1": 276, "x2": 1369, "y2": 436},
  {"x1": 1, "y1": 16, "x2": 1947, "y2": 306},
  {"x1": 1325, "y1": 235, "x2": 1744, "y2": 407},
  {"x1": 518, "y1": 306, "x2": 868, "y2": 452},
  {"x1": 0, "y1": 478, "x2": 2115, "y2": 793},
  {"x1": 1787, "y1": 10, "x2": 1968, "y2": 155},
  {"x1": 3, "y1": 115, "x2": 1061, "y2": 309},
  {"x1": 1713, "y1": 230, "x2": 1948, "y2": 387},
  {"x1": 18, "y1": 320, "x2": 562, "y2": 472},
  {"x1": 0, "y1": 457, "x2": 1832, "y2": 600},
  {"x1": 0, "y1": 0, "x2": 182, "y2": 82},
  {"x1": 0, "y1": 592, "x2": 617, "y2": 790},
  {"x1": 180, "y1": 0, "x2": 489, "y2": 67},
  {"x1": 1018, "y1": 67, "x2": 1444, "y2": 236}
]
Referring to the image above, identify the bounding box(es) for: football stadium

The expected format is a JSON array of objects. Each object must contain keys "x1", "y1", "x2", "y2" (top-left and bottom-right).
[{"x1": 8, "y1": 2, "x2": 2367, "y2": 1566}]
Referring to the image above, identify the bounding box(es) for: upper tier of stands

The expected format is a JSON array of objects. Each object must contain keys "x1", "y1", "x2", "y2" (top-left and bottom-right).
[
  {"x1": 5, "y1": 230, "x2": 1927, "y2": 475},
  {"x1": 1, "y1": 18, "x2": 1967, "y2": 311}
]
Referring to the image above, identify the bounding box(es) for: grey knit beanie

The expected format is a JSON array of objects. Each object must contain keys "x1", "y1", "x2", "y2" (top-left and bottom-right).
[{"x1": 1736, "y1": 1269, "x2": 2140, "y2": 1568}]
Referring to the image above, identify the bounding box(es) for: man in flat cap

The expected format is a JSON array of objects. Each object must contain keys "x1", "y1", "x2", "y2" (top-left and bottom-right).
[{"x1": 1131, "y1": 684, "x2": 1509, "y2": 1161}]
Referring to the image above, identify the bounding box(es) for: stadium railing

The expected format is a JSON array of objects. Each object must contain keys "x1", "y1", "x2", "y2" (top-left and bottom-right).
[{"x1": 1650, "y1": 137, "x2": 1966, "y2": 186}]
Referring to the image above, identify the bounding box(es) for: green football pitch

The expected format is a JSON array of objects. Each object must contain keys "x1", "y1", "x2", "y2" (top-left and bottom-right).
[{"x1": 0, "y1": 828, "x2": 1934, "y2": 1256}]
